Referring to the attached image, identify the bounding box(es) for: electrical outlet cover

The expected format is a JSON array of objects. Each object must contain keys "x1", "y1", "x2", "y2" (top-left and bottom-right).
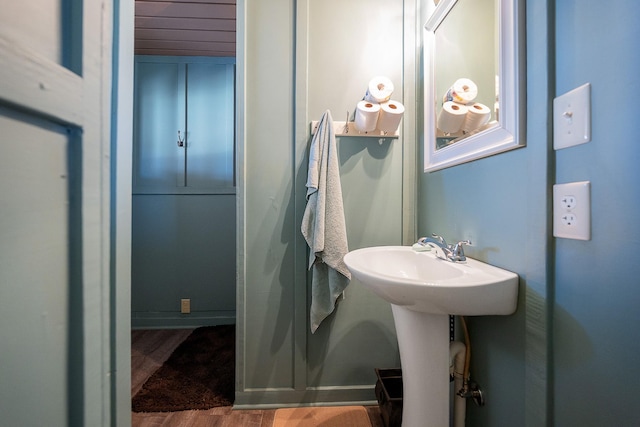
[
  {"x1": 553, "y1": 83, "x2": 591, "y2": 150},
  {"x1": 553, "y1": 181, "x2": 591, "y2": 240},
  {"x1": 181, "y1": 298, "x2": 191, "y2": 314}
]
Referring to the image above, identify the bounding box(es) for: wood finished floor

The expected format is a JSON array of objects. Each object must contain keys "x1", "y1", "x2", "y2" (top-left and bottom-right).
[{"x1": 131, "y1": 329, "x2": 384, "y2": 427}]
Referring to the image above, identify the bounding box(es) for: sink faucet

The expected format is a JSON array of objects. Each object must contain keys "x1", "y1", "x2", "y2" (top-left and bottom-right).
[{"x1": 417, "y1": 234, "x2": 471, "y2": 263}]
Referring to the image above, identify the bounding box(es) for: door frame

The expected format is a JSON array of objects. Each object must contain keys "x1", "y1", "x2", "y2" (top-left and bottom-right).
[{"x1": 111, "y1": 0, "x2": 135, "y2": 425}]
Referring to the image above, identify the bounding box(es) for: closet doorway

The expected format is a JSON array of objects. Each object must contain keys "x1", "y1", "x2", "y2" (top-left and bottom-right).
[{"x1": 130, "y1": 0, "x2": 237, "y2": 409}]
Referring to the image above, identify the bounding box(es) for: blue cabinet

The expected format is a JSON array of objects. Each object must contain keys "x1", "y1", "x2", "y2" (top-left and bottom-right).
[
  {"x1": 132, "y1": 56, "x2": 236, "y2": 328},
  {"x1": 133, "y1": 56, "x2": 235, "y2": 193}
]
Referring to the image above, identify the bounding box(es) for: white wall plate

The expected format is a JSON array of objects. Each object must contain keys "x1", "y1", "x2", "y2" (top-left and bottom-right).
[
  {"x1": 553, "y1": 181, "x2": 591, "y2": 240},
  {"x1": 553, "y1": 83, "x2": 591, "y2": 150}
]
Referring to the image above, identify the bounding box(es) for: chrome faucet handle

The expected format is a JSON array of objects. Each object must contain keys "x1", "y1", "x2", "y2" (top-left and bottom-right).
[{"x1": 450, "y1": 240, "x2": 472, "y2": 261}]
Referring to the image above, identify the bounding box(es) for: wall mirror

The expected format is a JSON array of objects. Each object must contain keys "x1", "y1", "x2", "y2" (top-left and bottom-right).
[{"x1": 423, "y1": 0, "x2": 524, "y2": 172}]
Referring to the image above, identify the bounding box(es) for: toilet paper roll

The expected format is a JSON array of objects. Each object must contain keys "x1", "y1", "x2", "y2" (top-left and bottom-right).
[
  {"x1": 354, "y1": 100, "x2": 381, "y2": 132},
  {"x1": 443, "y1": 78, "x2": 478, "y2": 105},
  {"x1": 462, "y1": 102, "x2": 491, "y2": 133},
  {"x1": 364, "y1": 76, "x2": 394, "y2": 103},
  {"x1": 376, "y1": 100, "x2": 405, "y2": 133},
  {"x1": 437, "y1": 101, "x2": 468, "y2": 134}
]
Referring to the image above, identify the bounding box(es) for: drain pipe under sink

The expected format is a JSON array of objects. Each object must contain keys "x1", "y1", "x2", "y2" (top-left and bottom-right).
[{"x1": 449, "y1": 340, "x2": 467, "y2": 427}]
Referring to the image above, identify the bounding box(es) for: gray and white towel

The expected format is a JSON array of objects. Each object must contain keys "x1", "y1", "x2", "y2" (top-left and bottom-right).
[{"x1": 301, "y1": 110, "x2": 351, "y2": 333}]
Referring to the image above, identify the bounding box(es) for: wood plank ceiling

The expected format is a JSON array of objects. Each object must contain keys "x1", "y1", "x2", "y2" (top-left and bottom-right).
[{"x1": 135, "y1": 0, "x2": 236, "y2": 57}]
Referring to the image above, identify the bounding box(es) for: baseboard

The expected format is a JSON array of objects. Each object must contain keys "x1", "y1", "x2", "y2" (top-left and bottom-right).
[
  {"x1": 131, "y1": 311, "x2": 235, "y2": 329},
  {"x1": 233, "y1": 386, "x2": 378, "y2": 409}
]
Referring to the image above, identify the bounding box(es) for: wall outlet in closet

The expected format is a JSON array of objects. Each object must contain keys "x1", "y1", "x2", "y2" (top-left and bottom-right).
[{"x1": 181, "y1": 298, "x2": 191, "y2": 314}]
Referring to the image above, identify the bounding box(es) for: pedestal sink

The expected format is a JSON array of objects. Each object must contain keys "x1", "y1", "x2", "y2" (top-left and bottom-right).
[{"x1": 343, "y1": 246, "x2": 518, "y2": 427}]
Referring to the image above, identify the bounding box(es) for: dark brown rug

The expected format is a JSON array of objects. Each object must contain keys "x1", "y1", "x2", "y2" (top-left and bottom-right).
[{"x1": 132, "y1": 325, "x2": 235, "y2": 412}]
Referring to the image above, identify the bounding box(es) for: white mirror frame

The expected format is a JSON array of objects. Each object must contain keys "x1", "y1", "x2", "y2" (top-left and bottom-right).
[{"x1": 423, "y1": 0, "x2": 525, "y2": 172}]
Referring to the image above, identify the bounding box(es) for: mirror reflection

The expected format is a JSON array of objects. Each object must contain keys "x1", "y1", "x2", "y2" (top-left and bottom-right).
[
  {"x1": 424, "y1": 0, "x2": 524, "y2": 172},
  {"x1": 433, "y1": 0, "x2": 498, "y2": 149}
]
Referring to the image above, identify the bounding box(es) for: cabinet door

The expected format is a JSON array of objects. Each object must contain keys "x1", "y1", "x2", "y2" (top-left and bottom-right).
[
  {"x1": 186, "y1": 62, "x2": 235, "y2": 188},
  {"x1": 133, "y1": 61, "x2": 186, "y2": 191}
]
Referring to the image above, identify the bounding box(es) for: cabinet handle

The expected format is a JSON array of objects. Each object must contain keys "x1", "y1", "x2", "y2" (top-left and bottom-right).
[{"x1": 177, "y1": 131, "x2": 185, "y2": 147}]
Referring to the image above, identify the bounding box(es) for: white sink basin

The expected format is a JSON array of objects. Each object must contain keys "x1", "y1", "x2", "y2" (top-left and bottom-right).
[{"x1": 343, "y1": 245, "x2": 518, "y2": 316}]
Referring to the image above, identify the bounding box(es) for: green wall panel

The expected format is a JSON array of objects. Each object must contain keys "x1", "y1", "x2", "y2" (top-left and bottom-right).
[{"x1": 237, "y1": 0, "x2": 410, "y2": 406}]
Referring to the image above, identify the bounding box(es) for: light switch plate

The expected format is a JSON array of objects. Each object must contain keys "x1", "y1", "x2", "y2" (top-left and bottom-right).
[
  {"x1": 553, "y1": 83, "x2": 591, "y2": 150},
  {"x1": 553, "y1": 181, "x2": 591, "y2": 240}
]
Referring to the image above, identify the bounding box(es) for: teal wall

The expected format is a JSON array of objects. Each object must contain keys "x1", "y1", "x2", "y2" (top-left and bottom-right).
[
  {"x1": 419, "y1": 2, "x2": 548, "y2": 425},
  {"x1": 554, "y1": 1, "x2": 640, "y2": 425},
  {"x1": 236, "y1": 0, "x2": 415, "y2": 406},
  {"x1": 419, "y1": 0, "x2": 640, "y2": 425},
  {"x1": 131, "y1": 194, "x2": 236, "y2": 327}
]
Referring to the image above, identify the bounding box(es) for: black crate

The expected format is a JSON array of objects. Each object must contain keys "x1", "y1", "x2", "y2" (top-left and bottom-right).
[{"x1": 374, "y1": 368, "x2": 403, "y2": 427}]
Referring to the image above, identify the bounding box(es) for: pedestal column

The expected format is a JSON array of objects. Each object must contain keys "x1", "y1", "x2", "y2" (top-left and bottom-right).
[{"x1": 391, "y1": 305, "x2": 449, "y2": 427}]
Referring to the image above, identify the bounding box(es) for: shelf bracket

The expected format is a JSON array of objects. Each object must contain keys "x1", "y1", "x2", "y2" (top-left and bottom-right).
[{"x1": 310, "y1": 120, "x2": 399, "y2": 138}]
